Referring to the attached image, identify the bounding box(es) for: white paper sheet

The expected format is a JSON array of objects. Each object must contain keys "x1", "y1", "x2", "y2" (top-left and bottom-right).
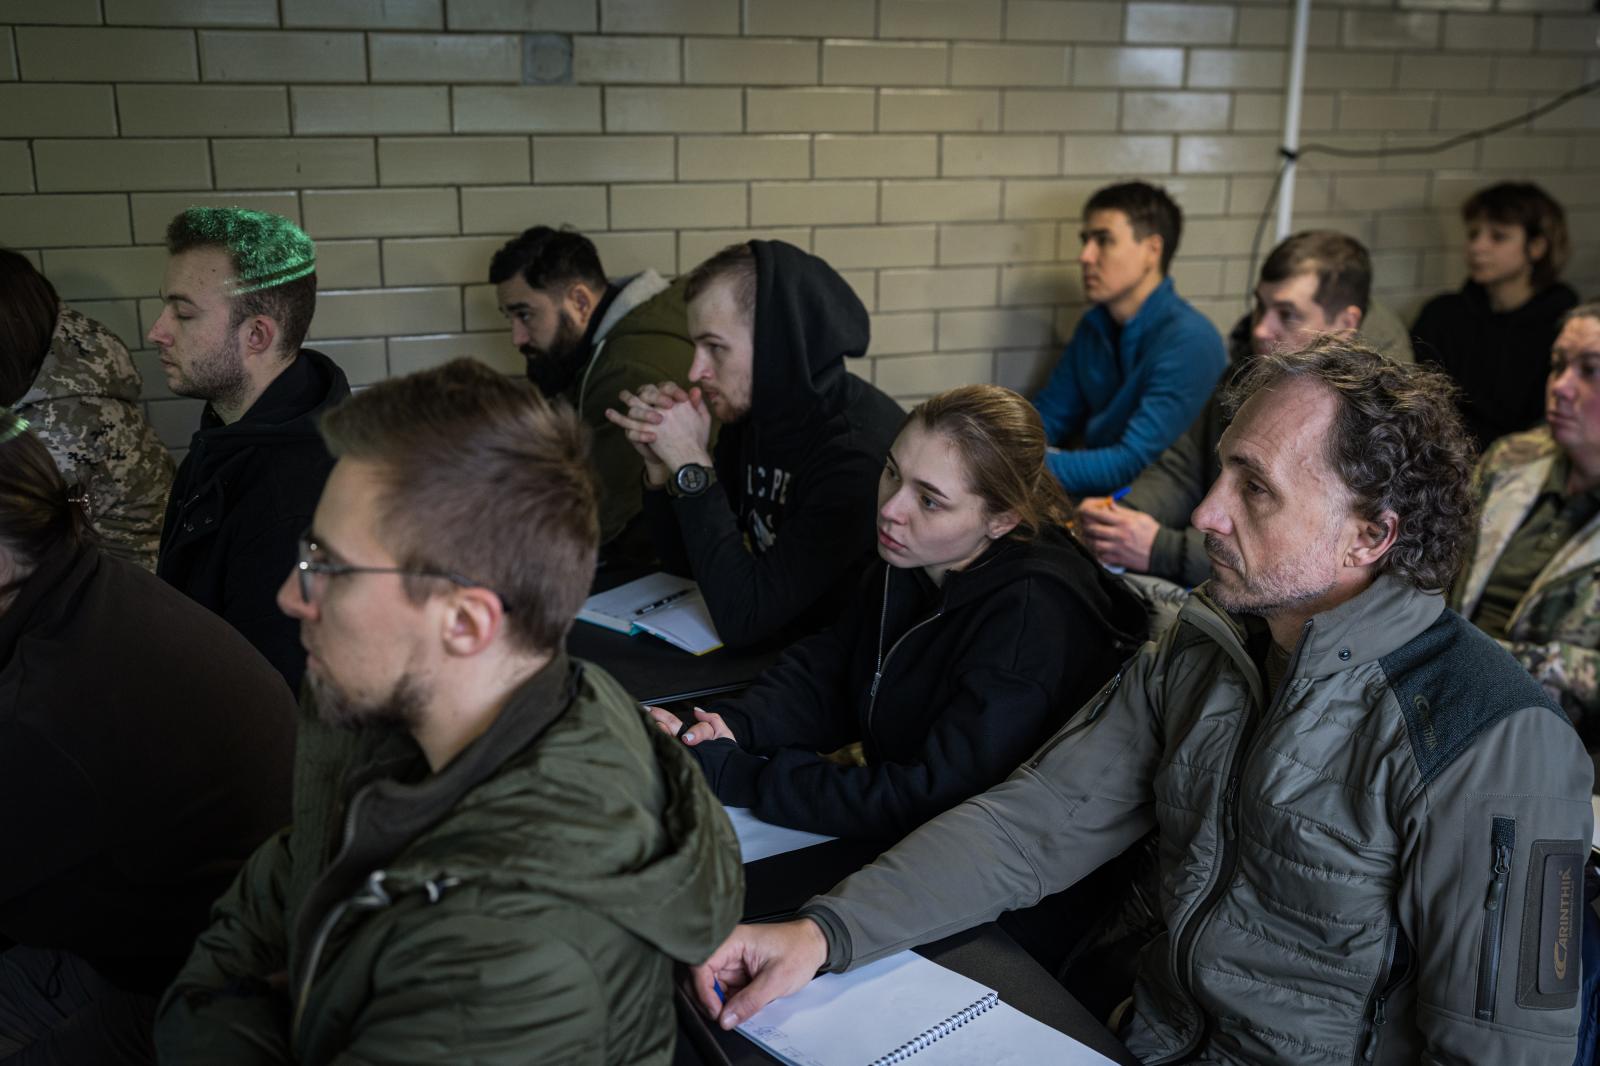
[
  {"x1": 736, "y1": 952, "x2": 994, "y2": 1066},
  {"x1": 724, "y1": 805, "x2": 836, "y2": 863},
  {"x1": 736, "y1": 952, "x2": 1121, "y2": 1066}
]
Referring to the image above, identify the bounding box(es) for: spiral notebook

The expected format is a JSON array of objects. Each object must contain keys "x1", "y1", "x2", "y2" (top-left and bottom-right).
[{"x1": 737, "y1": 951, "x2": 1118, "y2": 1066}]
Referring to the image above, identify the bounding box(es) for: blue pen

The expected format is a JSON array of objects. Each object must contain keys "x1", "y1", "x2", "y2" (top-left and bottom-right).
[
  {"x1": 714, "y1": 978, "x2": 727, "y2": 1005},
  {"x1": 1109, "y1": 486, "x2": 1131, "y2": 503}
]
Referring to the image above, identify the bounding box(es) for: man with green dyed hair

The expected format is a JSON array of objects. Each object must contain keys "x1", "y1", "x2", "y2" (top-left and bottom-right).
[{"x1": 150, "y1": 207, "x2": 350, "y2": 694}]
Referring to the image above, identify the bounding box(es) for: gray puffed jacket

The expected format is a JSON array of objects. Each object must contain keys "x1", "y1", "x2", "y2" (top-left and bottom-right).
[{"x1": 805, "y1": 575, "x2": 1592, "y2": 1065}]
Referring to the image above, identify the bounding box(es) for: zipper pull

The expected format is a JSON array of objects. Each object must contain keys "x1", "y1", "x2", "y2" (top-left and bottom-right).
[
  {"x1": 1222, "y1": 777, "x2": 1240, "y2": 840},
  {"x1": 1484, "y1": 844, "x2": 1511, "y2": 910},
  {"x1": 1361, "y1": 995, "x2": 1389, "y2": 1062},
  {"x1": 868, "y1": 670, "x2": 883, "y2": 703}
]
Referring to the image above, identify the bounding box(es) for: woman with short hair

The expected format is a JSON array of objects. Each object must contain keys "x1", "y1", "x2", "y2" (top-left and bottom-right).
[{"x1": 1413, "y1": 181, "x2": 1580, "y2": 451}]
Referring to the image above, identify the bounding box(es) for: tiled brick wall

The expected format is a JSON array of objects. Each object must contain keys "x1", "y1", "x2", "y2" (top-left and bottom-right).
[{"x1": 2, "y1": 0, "x2": 1597, "y2": 448}]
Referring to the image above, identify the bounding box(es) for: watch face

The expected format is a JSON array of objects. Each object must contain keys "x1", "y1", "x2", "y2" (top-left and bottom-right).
[{"x1": 676, "y1": 464, "x2": 709, "y2": 495}]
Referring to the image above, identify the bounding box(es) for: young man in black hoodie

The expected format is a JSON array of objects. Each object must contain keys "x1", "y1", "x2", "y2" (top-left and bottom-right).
[
  {"x1": 149, "y1": 208, "x2": 350, "y2": 693},
  {"x1": 609, "y1": 241, "x2": 903, "y2": 648}
]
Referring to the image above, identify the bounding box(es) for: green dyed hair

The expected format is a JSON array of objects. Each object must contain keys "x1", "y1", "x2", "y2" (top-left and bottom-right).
[{"x1": 166, "y1": 207, "x2": 319, "y2": 355}]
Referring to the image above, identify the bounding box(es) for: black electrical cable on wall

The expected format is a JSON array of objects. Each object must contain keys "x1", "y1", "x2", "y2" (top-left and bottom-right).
[{"x1": 1243, "y1": 76, "x2": 1600, "y2": 308}]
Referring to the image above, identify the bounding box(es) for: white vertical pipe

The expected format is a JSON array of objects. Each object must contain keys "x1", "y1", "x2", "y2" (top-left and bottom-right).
[{"x1": 1276, "y1": 0, "x2": 1313, "y2": 241}]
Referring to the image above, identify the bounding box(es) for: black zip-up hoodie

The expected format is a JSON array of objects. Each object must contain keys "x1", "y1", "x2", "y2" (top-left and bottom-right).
[
  {"x1": 158, "y1": 348, "x2": 350, "y2": 693},
  {"x1": 1412, "y1": 280, "x2": 1579, "y2": 450},
  {"x1": 645, "y1": 241, "x2": 904, "y2": 649},
  {"x1": 690, "y1": 526, "x2": 1149, "y2": 842}
]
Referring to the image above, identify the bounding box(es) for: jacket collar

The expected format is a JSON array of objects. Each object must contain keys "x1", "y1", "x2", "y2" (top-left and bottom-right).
[
  {"x1": 1084, "y1": 275, "x2": 1178, "y2": 359},
  {"x1": 345, "y1": 650, "x2": 579, "y2": 838},
  {"x1": 1188, "y1": 572, "x2": 1444, "y2": 680},
  {"x1": 0, "y1": 540, "x2": 97, "y2": 665},
  {"x1": 1455, "y1": 430, "x2": 1600, "y2": 622}
]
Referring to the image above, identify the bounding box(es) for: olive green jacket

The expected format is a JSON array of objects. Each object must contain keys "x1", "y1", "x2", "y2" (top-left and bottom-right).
[
  {"x1": 571, "y1": 272, "x2": 696, "y2": 545},
  {"x1": 1454, "y1": 427, "x2": 1600, "y2": 743},
  {"x1": 156, "y1": 655, "x2": 743, "y2": 1065}
]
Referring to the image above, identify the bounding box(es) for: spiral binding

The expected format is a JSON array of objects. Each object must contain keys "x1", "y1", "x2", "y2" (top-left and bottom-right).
[{"x1": 865, "y1": 991, "x2": 1000, "y2": 1065}]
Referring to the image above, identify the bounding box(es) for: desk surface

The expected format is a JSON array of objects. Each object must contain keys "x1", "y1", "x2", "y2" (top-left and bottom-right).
[{"x1": 570, "y1": 566, "x2": 781, "y2": 705}]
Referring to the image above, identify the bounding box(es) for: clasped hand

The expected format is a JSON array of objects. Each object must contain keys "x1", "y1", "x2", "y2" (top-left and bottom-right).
[
  {"x1": 644, "y1": 705, "x2": 734, "y2": 747},
  {"x1": 1077, "y1": 498, "x2": 1160, "y2": 573},
  {"x1": 604, "y1": 382, "x2": 713, "y2": 487}
]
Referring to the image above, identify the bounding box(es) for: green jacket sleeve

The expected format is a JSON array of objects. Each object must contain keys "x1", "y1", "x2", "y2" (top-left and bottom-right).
[
  {"x1": 1399, "y1": 704, "x2": 1591, "y2": 1065},
  {"x1": 155, "y1": 830, "x2": 296, "y2": 1065},
  {"x1": 326, "y1": 919, "x2": 611, "y2": 1065},
  {"x1": 581, "y1": 331, "x2": 697, "y2": 546}
]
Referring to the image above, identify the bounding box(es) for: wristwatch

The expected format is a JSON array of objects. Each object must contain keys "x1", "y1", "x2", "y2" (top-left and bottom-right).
[{"x1": 668, "y1": 462, "x2": 716, "y2": 498}]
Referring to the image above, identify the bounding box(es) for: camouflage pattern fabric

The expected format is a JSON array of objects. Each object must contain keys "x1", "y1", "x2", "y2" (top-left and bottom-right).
[
  {"x1": 1453, "y1": 426, "x2": 1600, "y2": 739},
  {"x1": 13, "y1": 307, "x2": 175, "y2": 571}
]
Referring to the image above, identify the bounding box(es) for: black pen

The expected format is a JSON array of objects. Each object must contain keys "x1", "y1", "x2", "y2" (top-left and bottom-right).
[{"x1": 634, "y1": 588, "x2": 692, "y2": 617}]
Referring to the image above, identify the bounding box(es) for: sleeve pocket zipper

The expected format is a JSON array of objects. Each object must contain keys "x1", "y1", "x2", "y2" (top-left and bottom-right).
[{"x1": 1475, "y1": 816, "x2": 1516, "y2": 1022}]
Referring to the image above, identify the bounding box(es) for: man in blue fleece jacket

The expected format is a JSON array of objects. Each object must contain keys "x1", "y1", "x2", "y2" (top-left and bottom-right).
[{"x1": 1034, "y1": 181, "x2": 1226, "y2": 496}]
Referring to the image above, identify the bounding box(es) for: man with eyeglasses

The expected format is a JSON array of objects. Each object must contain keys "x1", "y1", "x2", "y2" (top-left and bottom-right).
[{"x1": 155, "y1": 357, "x2": 742, "y2": 1066}]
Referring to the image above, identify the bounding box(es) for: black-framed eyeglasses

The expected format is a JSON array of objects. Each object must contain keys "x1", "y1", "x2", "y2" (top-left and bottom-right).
[{"x1": 294, "y1": 530, "x2": 514, "y2": 614}]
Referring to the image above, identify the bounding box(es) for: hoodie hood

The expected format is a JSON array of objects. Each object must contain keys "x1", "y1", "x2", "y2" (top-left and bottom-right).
[
  {"x1": 938, "y1": 524, "x2": 1148, "y2": 654},
  {"x1": 192, "y1": 347, "x2": 350, "y2": 455},
  {"x1": 20, "y1": 306, "x2": 142, "y2": 407},
  {"x1": 749, "y1": 240, "x2": 871, "y2": 446}
]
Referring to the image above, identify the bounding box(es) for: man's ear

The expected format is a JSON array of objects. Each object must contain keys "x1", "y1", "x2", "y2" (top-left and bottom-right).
[
  {"x1": 241, "y1": 314, "x2": 281, "y2": 362},
  {"x1": 439, "y1": 587, "x2": 506, "y2": 658},
  {"x1": 1347, "y1": 509, "x2": 1399, "y2": 569},
  {"x1": 1145, "y1": 234, "x2": 1165, "y2": 274},
  {"x1": 1333, "y1": 305, "x2": 1363, "y2": 333},
  {"x1": 566, "y1": 282, "x2": 599, "y2": 326}
]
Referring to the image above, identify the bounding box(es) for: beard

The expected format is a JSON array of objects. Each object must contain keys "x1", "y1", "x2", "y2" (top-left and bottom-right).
[
  {"x1": 1204, "y1": 532, "x2": 1338, "y2": 618},
  {"x1": 309, "y1": 667, "x2": 427, "y2": 735},
  {"x1": 521, "y1": 312, "x2": 589, "y2": 398},
  {"x1": 168, "y1": 328, "x2": 249, "y2": 412}
]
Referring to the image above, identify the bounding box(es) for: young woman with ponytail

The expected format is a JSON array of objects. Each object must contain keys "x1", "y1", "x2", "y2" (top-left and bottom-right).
[{"x1": 647, "y1": 384, "x2": 1148, "y2": 842}]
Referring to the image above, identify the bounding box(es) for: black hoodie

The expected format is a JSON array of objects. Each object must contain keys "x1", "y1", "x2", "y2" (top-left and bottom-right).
[
  {"x1": 1412, "y1": 280, "x2": 1579, "y2": 450},
  {"x1": 690, "y1": 526, "x2": 1148, "y2": 842},
  {"x1": 158, "y1": 348, "x2": 350, "y2": 693},
  {"x1": 645, "y1": 241, "x2": 904, "y2": 648}
]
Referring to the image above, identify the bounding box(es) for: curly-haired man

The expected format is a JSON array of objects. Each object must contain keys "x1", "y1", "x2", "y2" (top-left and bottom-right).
[{"x1": 690, "y1": 337, "x2": 1593, "y2": 1066}]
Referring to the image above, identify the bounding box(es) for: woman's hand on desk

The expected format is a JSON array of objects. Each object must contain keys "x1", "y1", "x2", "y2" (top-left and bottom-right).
[
  {"x1": 691, "y1": 919, "x2": 830, "y2": 1029},
  {"x1": 645, "y1": 705, "x2": 735, "y2": 746}
]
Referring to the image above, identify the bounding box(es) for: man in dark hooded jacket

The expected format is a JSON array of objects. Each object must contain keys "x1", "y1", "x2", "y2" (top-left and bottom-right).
[
  {"x1": 609, "y1": 241, "x2": 903, "y2": 648},
  {"x1": 149, "y1": 208, "x2": 350, "y2": 693}
]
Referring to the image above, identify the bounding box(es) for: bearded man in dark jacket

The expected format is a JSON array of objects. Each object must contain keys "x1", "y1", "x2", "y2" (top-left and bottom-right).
[
  {"x1": 609, "y1": 241, "x2": 904, "y2": 648},
  {"x1": 150, "y1": 207, "x2": 350, "y2": 694}
]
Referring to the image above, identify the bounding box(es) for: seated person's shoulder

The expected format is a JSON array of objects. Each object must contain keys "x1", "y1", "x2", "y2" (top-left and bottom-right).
[{"x1": 1480, "y1": 426, "x2": 1559, "y2": 474}]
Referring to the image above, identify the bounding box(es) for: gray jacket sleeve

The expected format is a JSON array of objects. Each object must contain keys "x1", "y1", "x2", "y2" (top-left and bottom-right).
[
  {"x1": 1401, "y1": 704, "x2": 1592, "y2": 1065},
  {"x1": 801, "y1": 641, "x2": 1166, "y2": 970}
]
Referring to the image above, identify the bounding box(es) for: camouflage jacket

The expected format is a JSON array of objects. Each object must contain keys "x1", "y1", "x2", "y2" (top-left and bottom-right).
[
  {"x1": 14, "y1": 307, "x2": 175, "y2": 571},
  {"x1": 1453, "y1": 427, "x2": 1600, "y2": 741}
]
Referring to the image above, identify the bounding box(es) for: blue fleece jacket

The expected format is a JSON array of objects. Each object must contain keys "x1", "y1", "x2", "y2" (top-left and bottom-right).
[{"x1": 1033, "y1": 277, "x2": 1226, "y2": 496}]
